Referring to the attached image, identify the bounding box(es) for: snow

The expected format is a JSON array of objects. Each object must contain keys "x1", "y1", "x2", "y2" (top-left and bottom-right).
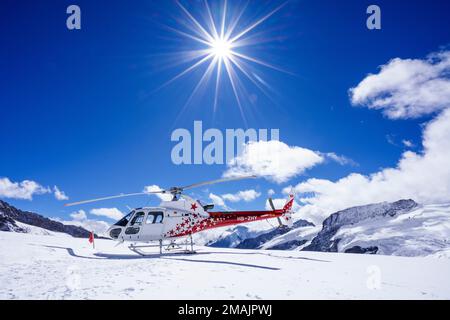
[
  {"x1": 1, "y1": 230, "x2": 450, "y2": 299},
  {"x1": 335, "y1": 203, "x2": 450, "y2": 256}
]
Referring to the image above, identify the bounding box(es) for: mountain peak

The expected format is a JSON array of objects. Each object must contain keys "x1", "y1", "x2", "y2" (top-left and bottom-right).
[
  {"x1": 304, "y1": 199, "x2": 419, "y2": 253},
  {"x1": 0, "y1": 199, "x2": 94, "y2": 238}
]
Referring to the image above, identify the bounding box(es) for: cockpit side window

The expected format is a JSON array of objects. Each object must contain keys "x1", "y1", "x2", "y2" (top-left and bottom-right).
[
  {"x1": 154, "y1": 212, "x2": 163, "y2": 223},
  {"x1": 145, "y1": 213, "x2": 155, "y2": 224},
  {"x1": 130, "y1": 212, "x2": 145, "y2": 226},
  {"x1": 145, "y1": 211, "x2": 164, "y2": 224},
  {"x1": 114, "y1": 211, "x2": 134, "y2": 227}
]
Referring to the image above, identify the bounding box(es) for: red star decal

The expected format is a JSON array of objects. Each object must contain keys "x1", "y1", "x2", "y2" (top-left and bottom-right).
[{"x1": 191, "y1": 203, "x2": 198, "y2": 211}]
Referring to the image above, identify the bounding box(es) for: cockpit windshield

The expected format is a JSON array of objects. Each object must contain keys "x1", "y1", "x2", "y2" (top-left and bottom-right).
[{"x1": 114, "y1": 210, "x2": 134, "y2": 226}]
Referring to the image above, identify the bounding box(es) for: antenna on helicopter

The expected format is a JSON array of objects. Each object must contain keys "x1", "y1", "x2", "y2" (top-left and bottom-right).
[{"x1": 64, "y1": 175, "x2": 257, "y2": 207}]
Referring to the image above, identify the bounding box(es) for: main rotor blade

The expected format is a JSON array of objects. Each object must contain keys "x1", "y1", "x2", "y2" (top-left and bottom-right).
[
  {"x1": 65, "y1": 176, "x2": 258, "y2": 207},
  {"x1": 180, "y1": 175, "x2": 257, "y2": 191},
  {"x1": 64, "y1": 191, "x2": 165, "y2": 207}
]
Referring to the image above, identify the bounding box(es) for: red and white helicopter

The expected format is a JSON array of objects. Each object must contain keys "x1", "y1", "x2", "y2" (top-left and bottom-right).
[{"x1": 66, "y1": 176, "x2": 294, "y2": 255}]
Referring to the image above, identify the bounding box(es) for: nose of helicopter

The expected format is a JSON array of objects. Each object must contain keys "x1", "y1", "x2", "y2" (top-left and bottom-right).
[{"x1": 106, "y1": 225, "x2": 123, "y2": 240}]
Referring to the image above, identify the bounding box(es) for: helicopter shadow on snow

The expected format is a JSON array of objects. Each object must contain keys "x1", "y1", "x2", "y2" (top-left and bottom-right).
[
  {"x1": 39, "y1": 245, "x2": 329, "y2": 270},
  {"x1": 94, "y1": 250, "x2": 281, "y2": 270}
]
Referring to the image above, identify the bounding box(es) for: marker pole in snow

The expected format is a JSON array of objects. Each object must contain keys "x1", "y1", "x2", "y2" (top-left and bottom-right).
[{"x1": 88, "y1": 231, "x2": 95, "y2": 249}]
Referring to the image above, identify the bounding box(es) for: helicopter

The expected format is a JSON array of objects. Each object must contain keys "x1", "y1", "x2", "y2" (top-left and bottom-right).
[{"x1": 65, "y1": 176, "x2": 294, "y2": 255}]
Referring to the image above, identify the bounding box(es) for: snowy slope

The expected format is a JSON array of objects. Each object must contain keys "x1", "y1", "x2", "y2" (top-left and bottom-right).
[
  {"x1": 260, "y1": 225, "x2": 321, "y2": 250},
  {"x1": 1, "y1": 231, "x2": 449, "y2": 299},
  {"x1": 236, "y1": 220, "x2": 315, "y2": 250}
]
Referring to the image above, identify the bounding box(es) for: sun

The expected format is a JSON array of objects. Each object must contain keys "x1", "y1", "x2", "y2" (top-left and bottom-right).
[{"x1": 210, "y1": 38, "x2": 232, "y2": 59}]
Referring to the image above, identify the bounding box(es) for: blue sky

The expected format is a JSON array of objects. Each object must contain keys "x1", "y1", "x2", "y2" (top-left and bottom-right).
[{"x1": 1, "y1": 0, "x2": 450, "y2": 228}]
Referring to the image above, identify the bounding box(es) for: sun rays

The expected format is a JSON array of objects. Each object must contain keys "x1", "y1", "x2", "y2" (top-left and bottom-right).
[{"x1": 157, "y1": 0, "x2": 288, "y2": 123}]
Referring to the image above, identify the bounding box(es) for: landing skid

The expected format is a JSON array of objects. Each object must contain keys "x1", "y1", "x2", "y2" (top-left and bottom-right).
[{"x1": 128, "y1": 236, "x2": 196, "y2": 256}]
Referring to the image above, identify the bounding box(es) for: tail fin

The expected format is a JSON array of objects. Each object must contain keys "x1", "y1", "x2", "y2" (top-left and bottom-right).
[
  {"x1": 283, "y1": 194, "x2": 295, "y2": 213},
  {"x1": 280, "y1": 194, "x2": 294, "y2": 227}
]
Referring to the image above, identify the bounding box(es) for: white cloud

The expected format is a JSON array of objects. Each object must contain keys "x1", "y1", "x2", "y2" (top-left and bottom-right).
[
  {"x1": 70, "y1": 210, "x2": 87, "y2": 221},
  {"x1": 386, "y1": 134, "x2": 398, "y2": 146},
  {"x1": 223, "y1": 140, "x2": 324, "y2": 183},
  {"x1": 265, "y1": 197, "x2": 286, "y2": 210},
  {"x1": 55, "y1": 210, "x2": 111, "y2": 235},
  {"x1": 208, "y1": 193, "x2": 230, "y2": 210},
  {"x1": 402, "y1": 139, "x2": 415, "y2": 148},
  {"x1": 267, "y1": 189, "x2": 275, "y2": 196},
  {"x1": 54, "y1": 216, "x2": 110, "y2": 235},
  {"x1": 53, "y1": 186, "x2": 69, "y2": 201},
  {"x1": 143, "y1": 185, "x2": 172, "y2": 201},
  {"x1": 90, "y1": 208, "x2": 124, "y2": 221},
  {"x1": 292, "y1": 104, "x2": 450, "y2": 225},
  {"x1": 222, "y1": 189, "x2": 261, "y2": 202},
  {"x1": 73, "y1": 219, "x2": 110, "y2": 235},
  {"x1": 322, "y1": 152, "x2": 357, "y2": 166},
  {"x1": 0, "y1": 177, "x2": 50, "y2": 200},
  {"x1": 350, "y1": 50, "x2": 450, "y2": 119},
  {"x1": 265, "y1": 196, "x2": 301, "y2": 212}
]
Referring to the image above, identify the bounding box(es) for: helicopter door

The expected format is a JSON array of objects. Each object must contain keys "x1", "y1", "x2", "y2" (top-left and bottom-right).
[
  {"x1": 123, "y1": 211, "x2": 145, "y2": 241},
  {"x1": 140, "y1": 211, "x2": 165, "y2": 241}
]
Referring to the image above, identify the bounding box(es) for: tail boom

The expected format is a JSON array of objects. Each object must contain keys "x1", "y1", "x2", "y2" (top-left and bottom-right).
[{"x1": 164, "y1": 195, "x2": 295, "y2": 238}]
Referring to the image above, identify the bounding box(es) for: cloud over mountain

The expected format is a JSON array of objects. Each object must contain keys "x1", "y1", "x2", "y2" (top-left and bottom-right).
[
  {"x1": 293, "y1": 50, "x2": 450, "y2": 224},
  {"x1": 0, "y1": 177, "x2": 50, "y2": 200}
]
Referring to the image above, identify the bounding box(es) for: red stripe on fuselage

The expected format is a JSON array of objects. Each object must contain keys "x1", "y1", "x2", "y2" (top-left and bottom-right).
[{"x1": 206, "y1": 210, "x2": 284, "y2": 228}]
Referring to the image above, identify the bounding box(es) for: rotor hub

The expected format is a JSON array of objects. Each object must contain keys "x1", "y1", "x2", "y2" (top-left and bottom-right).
[{"x1": 168, "y1": 187, "x2": 183, "y2": 195}]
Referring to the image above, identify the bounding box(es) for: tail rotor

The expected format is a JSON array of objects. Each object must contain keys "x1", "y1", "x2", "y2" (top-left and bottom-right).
[{"x1": 268, "y1": 194, "x2": 295, "y2": 228}]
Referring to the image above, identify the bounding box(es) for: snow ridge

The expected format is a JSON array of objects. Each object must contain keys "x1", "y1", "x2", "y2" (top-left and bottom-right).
[{"x1": 0, "y1": 200, "x2": 93, "y2": 238}]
